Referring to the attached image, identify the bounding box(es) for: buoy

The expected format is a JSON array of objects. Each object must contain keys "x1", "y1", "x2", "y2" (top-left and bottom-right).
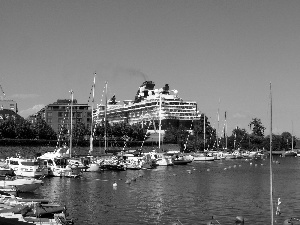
[
  {"x1": 125, "y1": 179, "x2": 131, "y2": 184},
  {"x1": 113, "y1": 182, "x2": 117, "y2": 187},
  {"x1": 235, "y1": 216, "x2": 244, "y2": 224}
]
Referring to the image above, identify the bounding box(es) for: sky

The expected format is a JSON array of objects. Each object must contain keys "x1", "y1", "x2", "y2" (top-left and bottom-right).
[{"x1": 1, "y1": 0, "x2": 300, "y2": 138}]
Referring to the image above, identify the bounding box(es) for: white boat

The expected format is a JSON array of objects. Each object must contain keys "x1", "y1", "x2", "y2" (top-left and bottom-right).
[
  {"x1": 0, "y1": 195, "x2": 74, "y2": 224},
  {"x1": 151, "y1": 152, "x2": 174, "y2": 166},
  {"x1": 82, "y1": 156, "x2": 101, "y2": 172},
  {"x1": 193, "y1": 152, "x2": 215, "y2": 161},
  {"x1": 37, "y1": 147, "x2": 86, "y2": 177},
  {"x1": 5, "y1": 157, "x2": 48, "y2": 178},
  {"x1": 0, "y1": 177, "x2": 43, "y2": 193},
  {"x1": 223, "y1": 152, "x2": 237, "y2": 159}
]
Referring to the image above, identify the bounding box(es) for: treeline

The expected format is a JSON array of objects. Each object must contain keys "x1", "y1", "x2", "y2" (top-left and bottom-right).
[
  {"x1": 0, "y1": 117, "x2": 151, "y2": 148},
  {"x1": 0, "y1": 115, "x2": 297, "y2": 151},
  {"x1": 164, "y1": 116, "x2": 297, "y2": 152}
]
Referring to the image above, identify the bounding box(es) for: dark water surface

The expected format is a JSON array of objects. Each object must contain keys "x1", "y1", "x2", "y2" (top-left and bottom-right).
[{"x1": 20, "y1": 156, "x2": 300, "y2": 225}]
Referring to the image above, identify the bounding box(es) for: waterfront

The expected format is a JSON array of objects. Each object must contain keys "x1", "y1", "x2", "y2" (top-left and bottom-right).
[{"x1": 20, "y1": 156, "x2": 300, "y2": 225}]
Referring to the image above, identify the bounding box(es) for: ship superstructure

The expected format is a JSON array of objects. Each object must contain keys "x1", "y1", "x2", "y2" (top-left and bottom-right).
[{"x1": 94, "y1": 81, "x2": 200, "y2": 130}]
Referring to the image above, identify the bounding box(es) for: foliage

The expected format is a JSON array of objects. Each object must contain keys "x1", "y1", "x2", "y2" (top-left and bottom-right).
[
  {"x1": 249, "y1": 118, "x2": 266, "y2": 137},
  {"x1": 1, "y1": 114, "x2": 298, "y2": 151},
  {"x1": 32, "y1": 119, "x2": 57, "y2": 140}
]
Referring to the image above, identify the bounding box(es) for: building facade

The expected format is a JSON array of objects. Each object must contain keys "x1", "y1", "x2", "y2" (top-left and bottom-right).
[
  {"x1": 0, "y1": 100, "x2": 18, "y2": 113},
  {"x1": 37, "y1": 99, "x2": 92, "y2": 134}
]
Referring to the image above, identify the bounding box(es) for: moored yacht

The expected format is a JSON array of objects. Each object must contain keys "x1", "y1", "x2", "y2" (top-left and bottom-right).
[
  {"x1": 193, "y1": 152, "x2": 215, "y2": 161},
  {"x1": 37, "y1": 147, "x2": 86, "y2": 177},
  {"x1": 5, "y1": 157, "x2": 48, "y2": 178},
  {"x1": 150, "y1": 152, "x2": 174, "y2": 166},
  {"x1": 0, "y1": 176, "x2": 43, "y2": 193}
]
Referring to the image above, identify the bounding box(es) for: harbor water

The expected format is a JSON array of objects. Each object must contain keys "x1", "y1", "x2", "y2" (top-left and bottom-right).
[{"x1": 20, "y1": 156, "x2": 300, "y2": 225}]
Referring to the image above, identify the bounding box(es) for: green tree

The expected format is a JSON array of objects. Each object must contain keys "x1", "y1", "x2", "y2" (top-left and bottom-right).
[
  {"x1": 249, "y1": 118, "x2": 266, "y2": 137},
  {"x1": 0, "y1": 117, "x2": 17, "y2": 138},
  {"x1": 281, "y1": 132, "x2": 294, "y2": 150},
  {"x1": 32, "y1": 119, "x2": 57, "y2": 140},
  {"x1": 16, "y1": 119, "x2": 35, "y2": 139},
  {"x1": 73, "y1": 122, "x2": 90, "y2": 142},
  {"x1": 230, "y1": 127, "x2": 249, "y2": 149}
]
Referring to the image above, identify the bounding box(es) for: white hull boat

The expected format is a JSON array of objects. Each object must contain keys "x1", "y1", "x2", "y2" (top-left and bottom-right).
[
  {"x1": 0, "y1": 177, "x2": 43, "y2": 193},
  {"x1": 5, "y1": 157, "x2": 48, "y2": 178},
  {"x1": 193, "y1": 153, "x2": 215, "y2": 161}
]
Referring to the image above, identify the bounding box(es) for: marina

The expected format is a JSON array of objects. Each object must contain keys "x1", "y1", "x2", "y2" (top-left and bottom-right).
[{"x1": 11, "y1": 155, "x2": 300, "y2": 225}]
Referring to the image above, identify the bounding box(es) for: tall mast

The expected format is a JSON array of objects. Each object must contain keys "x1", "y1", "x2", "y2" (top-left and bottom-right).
[
  {"x1": 217, "y1": 99, "x2": 220, "y2": 149},
  {"x1": 292, "y1": 121, "x2": 294, "y2": 151},
  {"x1": 269, "y1": 82, "x2": 274, "y2": 225},
  {"x1": 104, "y1": 81, "x2": 108, "y2": 153},
  {"x1": 225, "y1": 111, "x2": 227, "y2": 149},
  {"x1": 89, "y1": 73, "x2": 96, "y2": 154},
  {"x1": 158, "y1": 93, "x2": 162, "y2": 149},
  {"x1": 203, "y1": 113, "x2": 206, "y2": 150},
  {"x1": 69, "y1": 90, "x2": 74, "y2": 158}
]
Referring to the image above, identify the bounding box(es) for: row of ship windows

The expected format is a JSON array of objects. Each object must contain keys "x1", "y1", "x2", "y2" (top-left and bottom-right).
[{"x1": 97, "y1": 107, "x2": 196, "y2": 115}]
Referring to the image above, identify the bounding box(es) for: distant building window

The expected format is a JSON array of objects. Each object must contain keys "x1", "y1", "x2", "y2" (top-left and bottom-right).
[
  {"x1": 47, "y1": 118, "x2": 52, "y2": 123},
  {"x1": 47, "y1": 112, "x2": 52, "y2": 117},
  {"x1": 58, "y1": 112, "x2": 63, "y2": 117}
]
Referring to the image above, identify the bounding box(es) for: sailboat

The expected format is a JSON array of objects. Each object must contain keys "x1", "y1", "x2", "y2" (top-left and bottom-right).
[{"x1": 85, "y1": 73, "x2": 101, "y2": 172}]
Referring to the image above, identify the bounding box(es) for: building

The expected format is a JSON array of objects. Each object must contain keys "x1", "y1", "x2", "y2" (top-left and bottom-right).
[
  {"x1": 36, "y1": 99, "x2": 92, "y2": 134},
  {"x1": 0, "y1": 100, "x2": 18, "y2": 113}
]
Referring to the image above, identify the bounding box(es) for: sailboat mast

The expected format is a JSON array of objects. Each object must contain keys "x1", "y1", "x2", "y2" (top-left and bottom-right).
[
  {"x1": 225, "y1": 111, "x2": 227, "y2": 149},
  {"x1": 89, "y1": 73, "x2": 96, "y2": 154},
  {"x1": 292, "y1": 121, "x2": 294, "y2": 151},
  {"x1": 217, "y1": 99, "x2": 220, "y2": 149},
  {"x1": 104, "y1": 81, "x2": 108, "y2": 153},
  {"x1": 203, "y1": 113, "x2": 206, "y2": 150},
  {"x1": 158, "y1": 93, "x2": 162, "y2": 149},
  {"x1": 69, "y1": 90, "x2": 74, "y2": 158},
  {"x1": 270, "y1": 82, "x2": 274, "y2": 225}
]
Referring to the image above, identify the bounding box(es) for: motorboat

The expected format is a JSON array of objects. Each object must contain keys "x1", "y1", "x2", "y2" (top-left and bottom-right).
[
  {"x1": 37, "y1": 147, "x2": 86, "y2": 177},
  {"x1": 283, "y1": 150, "x2": 297, "y2": 157},
  {"x1": 100, "y1": 156, "x2": 127, "y2": 171},
  {"x1": 193, "y1": 152, "x2": 215, "y2": 161},
  {"x1": 164, "y1": 152, "x2": 192, "y2": 165},
  {"x1": 150, "y1": 152, "x2": 174, "y2": 166},
  {"x1": 5, "y1": 157, "x2": 48, "y2": 178},
  {"x1": 0, "y1": 195, "x2": 74, "y2": 224},
  {"x1": 223, "y1": 152, "x2": 237, "y2": 159},
  {"x1": 81, "y1": 156, "x2": 101, "y2": 172},
  {"x1": 0, "y1": 176, "x2": 43, "y2": 193}
]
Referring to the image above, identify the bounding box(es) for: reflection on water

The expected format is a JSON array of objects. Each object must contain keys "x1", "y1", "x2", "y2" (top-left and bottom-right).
[{"x1": 19, "y1": 156, "x2": 300, "y2": 225}]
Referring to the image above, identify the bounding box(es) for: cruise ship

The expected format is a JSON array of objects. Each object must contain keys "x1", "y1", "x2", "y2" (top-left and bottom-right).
[{"x1": 94, "y1": 81, "x2": 200, "y2": 131}]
